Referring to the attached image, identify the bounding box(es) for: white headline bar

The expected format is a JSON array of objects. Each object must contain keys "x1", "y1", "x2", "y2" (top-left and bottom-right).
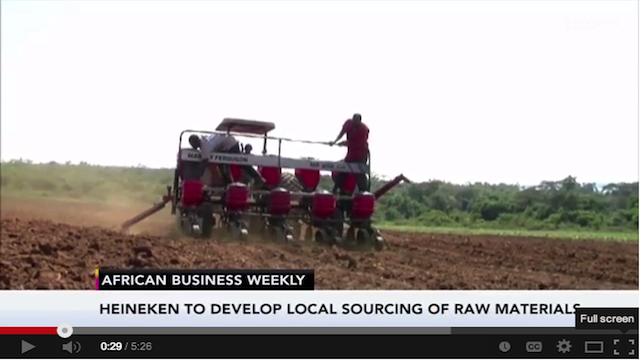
[{"x1": 0, "y1": 290, "x2": 637, "y2": 327}]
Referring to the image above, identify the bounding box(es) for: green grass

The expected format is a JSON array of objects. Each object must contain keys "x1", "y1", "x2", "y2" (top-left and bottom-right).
[
  {"x1": 1, "y1": 161, "x2": 173, "y2": 204},
  {"x1": 378, "y1": 223, "x2": 638, "y2": 242}
]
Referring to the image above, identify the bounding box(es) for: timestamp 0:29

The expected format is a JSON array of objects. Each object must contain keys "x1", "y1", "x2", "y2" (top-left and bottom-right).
[{"x1": 100, "y1": 341, "x2": 153, "y2": 352}]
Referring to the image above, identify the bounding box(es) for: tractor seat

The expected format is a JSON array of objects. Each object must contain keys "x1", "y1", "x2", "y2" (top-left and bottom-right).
[{"x1": 258, "y1": 166, "x2": 282, "y2": 189}]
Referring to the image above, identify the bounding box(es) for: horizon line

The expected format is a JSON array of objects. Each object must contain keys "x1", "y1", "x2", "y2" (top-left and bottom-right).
[{"x1": 2, "y1": 157, "x2": 638, "y2": 187}]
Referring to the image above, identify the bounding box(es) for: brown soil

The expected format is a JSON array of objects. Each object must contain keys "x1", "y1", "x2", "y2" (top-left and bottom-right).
[{"x1": 1, "y1": 197, "x2": 637, "y2": 290}]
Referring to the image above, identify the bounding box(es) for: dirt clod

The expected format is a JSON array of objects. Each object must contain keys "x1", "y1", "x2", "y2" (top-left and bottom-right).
[{"x1": 0, "y1": 197, "x2": 637, "y2": 290}]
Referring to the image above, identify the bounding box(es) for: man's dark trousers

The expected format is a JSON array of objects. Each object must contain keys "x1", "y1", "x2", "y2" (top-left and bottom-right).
[{"x1": 333, "y1": 155, "x2": 369, "y2": 194}]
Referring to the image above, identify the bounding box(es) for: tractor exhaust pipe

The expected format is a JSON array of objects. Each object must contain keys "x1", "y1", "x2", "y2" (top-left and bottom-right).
[
  {"x1": 374, "y1": 174, "x2": 411, "y2": 199},
  {"x1": 120, "y1": 187, "x2": 173, "y2": 230}
]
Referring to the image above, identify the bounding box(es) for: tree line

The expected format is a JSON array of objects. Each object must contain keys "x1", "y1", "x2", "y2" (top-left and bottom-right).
[
  {"x1": 364, "y1": 175, "x2": 638, "y2": 231},
  {"x1": 1, "y1": 160, "x2": 638, "y2": 231}
]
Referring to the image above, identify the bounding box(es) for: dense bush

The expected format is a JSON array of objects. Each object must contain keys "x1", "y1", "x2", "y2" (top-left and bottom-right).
[
  {"x1": 1, "y1": 159, "x2": 637, "y2": 232},
  {"x1": 367, "y1": 175, "x2": 638, "y2": 232}
]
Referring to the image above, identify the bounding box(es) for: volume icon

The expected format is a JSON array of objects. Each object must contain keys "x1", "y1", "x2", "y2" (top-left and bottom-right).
[{"x1": 62, "y1": 341, "x2": 81, "y2": 354}]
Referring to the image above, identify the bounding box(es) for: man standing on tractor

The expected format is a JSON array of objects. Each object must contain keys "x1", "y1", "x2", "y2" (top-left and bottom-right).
[
  {"x1": 190, "y1": 134, "x2": 265, "y2": 187},
  {"x1": 330, "y1": 113, "x2": 370, "y2": 193}
]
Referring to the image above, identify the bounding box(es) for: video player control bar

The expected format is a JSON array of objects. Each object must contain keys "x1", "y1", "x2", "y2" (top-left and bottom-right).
[{"x1": 1, "y1": 333, "x2": 638, "y2": 358}]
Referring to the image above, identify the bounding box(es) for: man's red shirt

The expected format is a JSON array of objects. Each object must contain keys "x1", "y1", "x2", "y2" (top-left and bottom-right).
[{"x1": 342, "y1": 119, "x2": 369, "y2": 162}]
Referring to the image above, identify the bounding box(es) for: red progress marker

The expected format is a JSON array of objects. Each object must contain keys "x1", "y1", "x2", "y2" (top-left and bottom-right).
[{"x1": 0, "y1": 327, "x2": 57, "y2": 335}]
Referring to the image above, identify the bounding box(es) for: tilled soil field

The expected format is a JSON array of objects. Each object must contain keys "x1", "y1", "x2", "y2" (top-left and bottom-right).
[{"x1": 1, "y1": 197, "x2": 637, "y2": 290}]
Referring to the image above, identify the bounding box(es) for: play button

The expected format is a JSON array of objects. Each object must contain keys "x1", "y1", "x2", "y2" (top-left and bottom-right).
[{"x1": 22, "y1": 340, "x2": 35, "y2": 354}]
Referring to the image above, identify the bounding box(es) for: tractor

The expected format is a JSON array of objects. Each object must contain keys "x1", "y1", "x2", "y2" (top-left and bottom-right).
[{"x1": 120, "y1": 118, "x2": 410, "y2": 251}]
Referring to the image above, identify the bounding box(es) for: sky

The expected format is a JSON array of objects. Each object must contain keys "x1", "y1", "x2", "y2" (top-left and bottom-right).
[{"x1": 1, "y1": 0, "x2": 638, "y2": 185}]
